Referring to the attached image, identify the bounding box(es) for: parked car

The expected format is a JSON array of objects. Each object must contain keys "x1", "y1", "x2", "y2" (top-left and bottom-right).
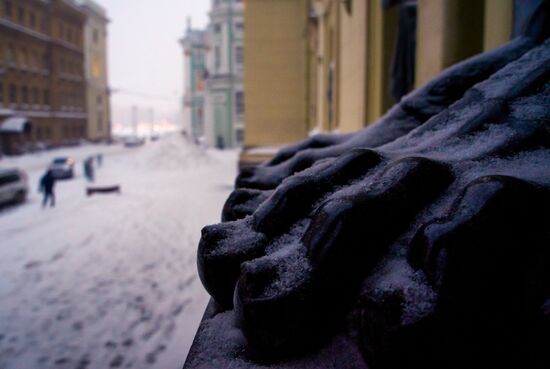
[
  {"x1": 0, "y1": 168, "x2": 29, "y2": 205},
  {"x1": 50, "y1": 157, "x2": 75, "y2": 179},
  {"x1": 123, "y1": 136, "x2": 145, "y2": 148}
]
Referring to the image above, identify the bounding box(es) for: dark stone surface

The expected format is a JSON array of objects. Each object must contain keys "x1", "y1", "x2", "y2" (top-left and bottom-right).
[
  {"x1": 184, "y1": 300, "x2": 369, "y2": 369},
  {"x1": 190, "y1": 36, "x2": 550, "y2": 369}
]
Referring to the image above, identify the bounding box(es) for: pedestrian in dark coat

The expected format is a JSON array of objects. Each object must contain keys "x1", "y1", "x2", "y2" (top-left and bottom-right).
[
  {"x1": 40, "y1": 169, "x2": 56, "y2": 208},
  {"x1": 84, "y1": 157, "x2": 95, "y2": 182}
]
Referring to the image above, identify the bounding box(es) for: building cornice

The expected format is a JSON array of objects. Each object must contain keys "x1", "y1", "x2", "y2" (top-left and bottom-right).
[
  {"x1": 0, "y1": 18, "x2": 51, "y2": 42},
  {"x1": 0, "y1": 109, "x2": 88, "y2": 120},
  {"x1": 209, "y1": 5, "x2": 244, "y2": 22},
  {"x1": 206, "y1": 74, "x2": 243, "y2": 89},
  {"x1": 81, "y1": 5, "x2": 110, "y2": 23},
  {"x1": 52, "y1": 39, "x2": 84, "y2": 54},
  {"x1": 85, "y1": 79, "x2": 110, "y2": 88},
  {"x1": 60, "y1": 73, "x2": 85, "y2": 82},
  {"x1": 52, "y1": 111, "x2": 87, "y2": 119},
  {"x1": 0, "y1": 19, "x2": 83, "y2": 54},
  {"x1": 60, "y1": 0, "x2": 88, "y2": 17},
  {"x1": 75, "y1": 0, "x2": 109, "y2": 20}
]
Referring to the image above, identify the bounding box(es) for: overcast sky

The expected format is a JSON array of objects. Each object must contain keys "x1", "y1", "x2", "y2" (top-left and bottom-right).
[{"x1": 95, "y1": 0, "x2": 210, "y2": 129}]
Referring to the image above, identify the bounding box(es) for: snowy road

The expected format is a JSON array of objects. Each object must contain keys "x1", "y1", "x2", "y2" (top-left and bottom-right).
[{"x1": 0, "y1": 134, "x2": 238, "y2": 369}]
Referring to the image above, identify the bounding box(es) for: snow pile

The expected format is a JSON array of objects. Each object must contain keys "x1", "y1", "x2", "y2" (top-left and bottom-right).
[{"x1": 138, "y1": 136, "x2": 218, "y2": 172}]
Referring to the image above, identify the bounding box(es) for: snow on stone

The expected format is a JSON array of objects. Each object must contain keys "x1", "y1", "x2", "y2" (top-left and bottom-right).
[
  {"x1": 0, "y1": 134, "x2": 238, "y2": 369},
  {"x1": 364, "y1": 257, "x2": 438, "y2": 326}
]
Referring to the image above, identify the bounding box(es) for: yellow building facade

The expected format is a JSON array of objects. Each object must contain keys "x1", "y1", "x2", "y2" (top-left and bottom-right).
[
  {"x1": 79, "y1": 0, "x2": 111, "y2": 142},
  {"x1": 243, "y1": 0, "x2": 310, "y2": 148},
  {"x1": 243, "y1": 0, "x2": 518, "y2": 162}
]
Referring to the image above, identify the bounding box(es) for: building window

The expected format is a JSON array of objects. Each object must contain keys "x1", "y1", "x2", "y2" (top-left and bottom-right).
[
  {"x1": 213, "y1": 23, "x2": 222, "y2": 34},
  {"x1": 17, "y1": 6, "x2": 24, "y2": 24},
  {"x1": 93, "y1": 29, "x2": 99, "y2": 43},
  {"x1": 9, "y1": 84, "x2": 17, "y2": 104},
  {"x1": 196, "y1": 69, "x2": 205, "y2": 91},
  {"x1": 235, "y1": 22, "x2": 244, "y2": 31},
  {"x1": 0, "y1": 82, "x2": 3, "y2": 104},
  {"x1": 4, "y1": 1, "x2": 12, "y2": 19},
  {"x1": 20, "y1": 49, "x2": 28, "y2": 67},
  {"x1": 92, "y1": 55, "x2": 101, "y2": 78},
  {"x1": 343, "y1": 0, "x2": 353, "y2": 15},
  {"x1": 235, "y1": 128, "x2": 244, "y2": 144},
  {"x1": 29, "y1": 11, "x2": 35, "y2": 28},
  {"x1": 32, "y1": 87, "x2": 39, "y2": 104},
  {"x1": 42, "y1": 52, "x2": 49, "y2": 69},
  {"x1": 21, "y1": 86, "x2": 28, "y2": 104},
  {"x1": 43, "y1": 89, "x2": 49, "y2": 105},
  {"x1": 215, "y1": 46, "x2": 221, "y2": 70},
  {"x1": 32, "y1": 51, "x2": 39, "y2": 69},
  {"x1": 235, "y1": 46, "x2": 244, "y2": 65},
  {"x1": 235, "y1": 91, "x2": 244, "y2": 115},
  {"x1": 5, "y1": 44, "x2": 15, "y2": 65},
  {"x1": 197, "y1": 106, "x2": 204, "y2": 124}
]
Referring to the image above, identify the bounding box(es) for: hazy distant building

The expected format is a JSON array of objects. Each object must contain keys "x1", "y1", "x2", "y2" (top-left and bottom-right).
[
  {"x1": 0, "y1": 0, "x2": 87, "y2": 154},
  {"x1": 180, "y1": 22, "x2": 208, "y2": 142},
  {"x1": 204, "y1": 0, "x2": 244, "y2": 149},
  {"x1": 78, "y1": 0, "x2": 111, "y2": 142}
]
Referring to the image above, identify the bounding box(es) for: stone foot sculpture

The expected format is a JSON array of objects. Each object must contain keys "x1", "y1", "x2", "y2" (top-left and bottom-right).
[
  {"x1": 198, "y1": 36, "x2": 550, "y2": 368},
  {"x1": 230, "y1": 37, "x2": 534, "y2": 193}
]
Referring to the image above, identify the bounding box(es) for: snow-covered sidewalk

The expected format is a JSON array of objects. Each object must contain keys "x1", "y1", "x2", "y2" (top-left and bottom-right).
[{"x1": 0, "y1": 134, "x2": 238, "y2": 369}]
